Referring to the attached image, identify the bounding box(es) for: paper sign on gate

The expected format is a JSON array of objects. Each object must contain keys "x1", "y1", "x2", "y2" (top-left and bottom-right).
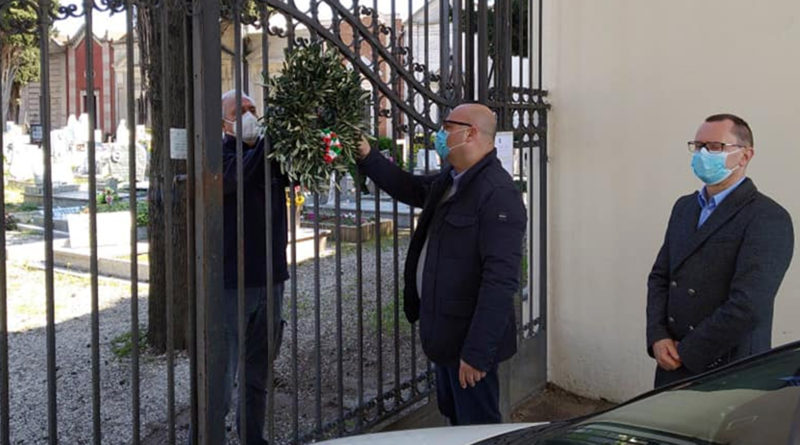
[
  {"x1": 495, "y1": 131, "x2": 514, "y2": 176},
  {"x1": 170, "y1": 128, "x2": 188, "y2": 160}
]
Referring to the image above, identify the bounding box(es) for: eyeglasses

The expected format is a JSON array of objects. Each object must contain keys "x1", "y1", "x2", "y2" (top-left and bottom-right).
[
  {"x1": 687, "y1": 141, "x2": 746, "y2": 154},
  {"x1": 443, "y1": 119, "x2": 472, "y2": 129}
]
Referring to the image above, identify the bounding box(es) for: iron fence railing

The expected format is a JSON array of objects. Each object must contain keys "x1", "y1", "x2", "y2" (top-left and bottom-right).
[{"x1": 0, "y1": 0, "x2": 547, "y2": 443}]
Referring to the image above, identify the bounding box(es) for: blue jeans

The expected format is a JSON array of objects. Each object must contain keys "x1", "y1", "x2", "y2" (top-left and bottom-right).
[{"x1": 190, "y1": 283, "x2": 285, "y2": 444}]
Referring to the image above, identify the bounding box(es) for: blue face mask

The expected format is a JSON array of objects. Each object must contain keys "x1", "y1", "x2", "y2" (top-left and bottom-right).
[
  {"x1": 691, "y1": 147, "x2": 741, "y2": 185},
  {"x1": 434, "y1": 128, "x2": 467, "y2": 161}
]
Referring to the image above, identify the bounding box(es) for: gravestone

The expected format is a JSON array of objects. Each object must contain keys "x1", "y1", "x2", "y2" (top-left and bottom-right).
[
  {"x1": 65, "y1": 114, "x2": 78, "y2": 143},
  {"x1": 324, "y1": 174, "x2": 337, "y2": 205},
  {"x1": 103, "y1": 142, "x2": 148, "y2": 183},
  {"x1": 116, "y1": 120, "x2": 129, "y2": 145},
  {"x1": 339, "y1": 173, "x2": 356, "y2": 203},
  {"x1": 9, "y1": 143, "x2": 39, "y2": 182},
  {"x1": 76, "y1": 114, "x2": 89, "y2": 143},
  {"x1": 51, "y1": 130, "x2": 73, "y2": 184},
  {"x1": 415, "y1": 148, "x2": 440, "y2": 174}
]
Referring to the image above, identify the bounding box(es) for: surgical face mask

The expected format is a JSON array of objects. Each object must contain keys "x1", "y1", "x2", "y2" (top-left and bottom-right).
[
  {"x1": 434, "y1": 128, "x2": 468, "y2": 161},
  {"x1": 691, "y1": 147, "x2": 741, "y2": 185},
  {"x1": 225, "y1": 111, "x2": 260, "y2": 144}
]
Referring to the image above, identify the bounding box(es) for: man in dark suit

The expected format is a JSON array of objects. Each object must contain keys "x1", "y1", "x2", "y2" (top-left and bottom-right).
[
  {"x1": 647, "y1": 113, "x2": 794, "y2": 388},
  {"x1": 358, "y1": 103, "x2": 527, "y2": 424}
]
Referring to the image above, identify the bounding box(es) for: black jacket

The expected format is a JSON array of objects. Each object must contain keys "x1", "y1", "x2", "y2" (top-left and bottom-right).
[
  {"x1": 647, "y1": 178, "x2": 793, "y2": 385},
  {"x1": 359, "y1": 148, "x2": 527, "y2": 371},
  {"x1": 222, "y1": 135, "x2": 290, "y2": 289}
]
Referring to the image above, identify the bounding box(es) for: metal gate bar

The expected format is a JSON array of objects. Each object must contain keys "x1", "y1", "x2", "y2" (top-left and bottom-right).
[
  {"x1": 0, "y1": 27, "x2": 8, "y2": 445},
  {"x1": 192, "y1": 0, "x2": 226, "y2": 441},
  {"x1": 183, "y1": 3, "x2": 199, "y2": 443},
  {"x1": 125, "y1": 1, "x2": 142, "y2": 443},
  {"x1": 36, "y1": 1, "x2": 59, "y2": 441}
]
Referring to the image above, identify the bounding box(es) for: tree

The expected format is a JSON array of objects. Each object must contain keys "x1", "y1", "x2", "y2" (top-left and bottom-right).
[
  {"x1": 137, "y1": 0, "x2": 263, "y2": 353},
  {"x1": 137, "y1": 5, "x2": 190, "y2": 352},
  {"x1": 0, "y1": 1, "x2": 41, "y2": 124}
]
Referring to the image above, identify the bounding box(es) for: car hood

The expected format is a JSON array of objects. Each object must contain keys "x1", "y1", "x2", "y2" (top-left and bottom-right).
[{"x1": 316, "y1": 423, "x2": 543, "y2": 445}]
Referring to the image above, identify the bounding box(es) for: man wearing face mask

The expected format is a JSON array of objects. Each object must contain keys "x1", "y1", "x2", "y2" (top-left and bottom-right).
[
  {"x1": 212, "y1": 90, "x2": 289, "y2": 444},
  {"x1": 357, "y1": 103, "x2": 527, "y2": 424},
  {"x1": 646, "y1": 113, "x2": 793, "y2": 388}
]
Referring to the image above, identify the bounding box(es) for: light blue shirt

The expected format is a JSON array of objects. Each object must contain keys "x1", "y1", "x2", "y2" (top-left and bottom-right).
[
  {"x1": 697, "y1": 177, "x2": 746, "y2": 228},
  {"x1": 450, "y1": 168, "x2": 468, "y2": 193}
]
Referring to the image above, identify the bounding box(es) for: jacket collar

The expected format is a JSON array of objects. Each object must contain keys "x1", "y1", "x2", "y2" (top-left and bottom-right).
[
  {"x1": 440, "y1": 148, "x2": 499, "y2": 200},
  {"x1": 671, "y1": 177, "x2": 758, "y2": 273}
]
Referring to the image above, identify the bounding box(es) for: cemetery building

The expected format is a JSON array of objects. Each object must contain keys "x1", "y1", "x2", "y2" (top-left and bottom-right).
[{"x1": 18, "y1": 26, "x2": 143, "y2": 139}]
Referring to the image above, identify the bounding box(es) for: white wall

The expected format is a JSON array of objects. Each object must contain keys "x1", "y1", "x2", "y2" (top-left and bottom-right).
[{"x1": 545, "y1": 0, "x2": 800, "y2": 402}]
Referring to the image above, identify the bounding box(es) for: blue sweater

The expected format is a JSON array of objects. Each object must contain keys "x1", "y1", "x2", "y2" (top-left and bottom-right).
[{"x1": 222, "y1": 135, "x2": 289, "y2": 289}]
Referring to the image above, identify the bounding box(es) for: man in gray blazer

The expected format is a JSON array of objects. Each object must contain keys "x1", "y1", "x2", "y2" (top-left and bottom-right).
[{"x1": 647, "y1": 113, "x2": 794, "y2": 388}]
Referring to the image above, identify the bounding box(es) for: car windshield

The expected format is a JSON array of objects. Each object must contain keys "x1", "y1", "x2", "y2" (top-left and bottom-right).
[{"x1": 490, "y1": 343, "x2": 800, "y2": 444}]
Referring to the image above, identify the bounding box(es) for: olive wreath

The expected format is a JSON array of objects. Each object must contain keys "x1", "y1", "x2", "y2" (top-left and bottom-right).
[{"x1": 263, "y1": 41, "x2": 372, "y2": 194}]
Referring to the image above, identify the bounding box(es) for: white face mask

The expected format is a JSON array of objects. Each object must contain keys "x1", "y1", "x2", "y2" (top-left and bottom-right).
[{"x1": 226, "y1": 111, "x2": 260, "y2": 144}]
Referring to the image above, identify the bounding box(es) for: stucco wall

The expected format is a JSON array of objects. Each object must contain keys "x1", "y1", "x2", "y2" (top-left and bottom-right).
[{"x1": 545, "y1": 0, "x2": 800, "y2": 401}]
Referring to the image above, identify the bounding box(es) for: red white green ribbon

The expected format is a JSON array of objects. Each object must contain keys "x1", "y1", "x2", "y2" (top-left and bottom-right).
[{"x1": 321, "y1": 129, "x2": 342, "y2": 164}]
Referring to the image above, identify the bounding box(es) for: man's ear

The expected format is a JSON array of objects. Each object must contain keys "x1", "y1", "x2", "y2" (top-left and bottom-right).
[
  {"x1": 741, "y1": 147, "x2": 755, "y2": 166},
  {"x1": 468, "y1": 126, "x2": 478, "y2": 141}
]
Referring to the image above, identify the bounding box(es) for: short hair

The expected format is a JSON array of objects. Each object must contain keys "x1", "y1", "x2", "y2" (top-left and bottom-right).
[
  {"x1": 221, "y1": 89, "x2": 255, "y2": 117},
  {"x1": 705, "y1": 113, "x2": 754, "y2": 147}
]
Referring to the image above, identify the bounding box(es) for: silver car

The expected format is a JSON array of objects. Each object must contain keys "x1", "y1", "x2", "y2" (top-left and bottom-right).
[{"x1": 320, "y1": 340, "x2": 800, "y2": 444}]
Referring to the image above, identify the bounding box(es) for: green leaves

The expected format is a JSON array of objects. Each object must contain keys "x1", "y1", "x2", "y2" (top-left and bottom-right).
[{"x1": 263, "y1": 42, "x2": 371, "y2": 194}]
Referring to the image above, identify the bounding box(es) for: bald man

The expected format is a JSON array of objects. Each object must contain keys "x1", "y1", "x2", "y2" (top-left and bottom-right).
[{"x1": 358, "y1": 104, "x2": 527, "y2": 425}]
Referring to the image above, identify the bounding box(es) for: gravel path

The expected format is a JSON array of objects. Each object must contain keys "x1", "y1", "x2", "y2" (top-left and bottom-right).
[{"x1": 3, "y1": 228, "x2": 430, "y2": 444}]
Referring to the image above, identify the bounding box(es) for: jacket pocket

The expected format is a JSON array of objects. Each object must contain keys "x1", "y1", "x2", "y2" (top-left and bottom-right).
[
  {"x1": 444, "y1": 214, "x2": 477, "y2": 227},
  {"x1": 441, "y1": 214, "x2": 478, "y2": 258}
]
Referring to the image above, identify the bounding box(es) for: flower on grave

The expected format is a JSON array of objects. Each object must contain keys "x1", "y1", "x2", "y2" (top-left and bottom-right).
[
  {"x1": 286, "y1": 185, "x2": 305, "y2": 207},
  {"x1": 96, "y1": 187, "x2": 119, "y2": 207}
]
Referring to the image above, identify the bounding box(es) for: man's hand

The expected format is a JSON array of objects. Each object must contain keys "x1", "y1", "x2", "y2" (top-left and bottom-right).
[
  {"x1": 357, "y1": 136, "x2": 371, "y2": 160},
  {"x1": 458, "y1": 359, "x2": 487, "y2": 389},
  {"x1": 652, "y1": 338, "x2": 682, "y2": 371}
]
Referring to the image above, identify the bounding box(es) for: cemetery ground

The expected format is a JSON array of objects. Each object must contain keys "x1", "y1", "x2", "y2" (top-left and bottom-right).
[
  {"x1": 4, "y1": 223, "x2": 616, "y2": 444},
  {"x1": 3, "y1": 195, "x2": 430, "y2": 444},
  {"x1": 3, "y1": 178, "x2": 611, "y2": 443}
]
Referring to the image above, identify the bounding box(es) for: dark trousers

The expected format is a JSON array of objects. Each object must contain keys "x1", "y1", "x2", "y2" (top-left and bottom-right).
[
  {"x1": 189, "y1": 283, "x2": 285, "y2": 445},
  {"x1": 435, "y1": 363, "x2": 501, "y2": 425},
  {"x1": 654, "y1": 365, "x2": 696, "y2": 388}
]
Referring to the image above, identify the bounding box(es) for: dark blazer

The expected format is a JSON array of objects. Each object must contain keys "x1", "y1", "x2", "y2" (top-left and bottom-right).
[
  {"x1": 359, "y1": 148, "x2": 527, "y2": 371},
  {"x1": 222, "y1": 135, "x2": 290, "y2": 289},
  {"x1": 647, "y1": 178, "x2": 793, "y2": 386}
]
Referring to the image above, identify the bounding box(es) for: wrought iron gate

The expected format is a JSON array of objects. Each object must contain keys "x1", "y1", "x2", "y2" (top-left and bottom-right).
[{"x1": 0, "y1": 0, "x2": 547, "y2": 443}]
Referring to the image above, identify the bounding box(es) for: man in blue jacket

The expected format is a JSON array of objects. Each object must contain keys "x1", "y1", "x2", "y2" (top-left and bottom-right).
[
  {"x1": 358, "y1": 103, "x2": 527, "y2": 425},
  {"x1": 217, "y1": 90, "x2": 289, "y2": 444},
  {"x1": 647, "y1": 113, "x2": 793, "y2": 388}
]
